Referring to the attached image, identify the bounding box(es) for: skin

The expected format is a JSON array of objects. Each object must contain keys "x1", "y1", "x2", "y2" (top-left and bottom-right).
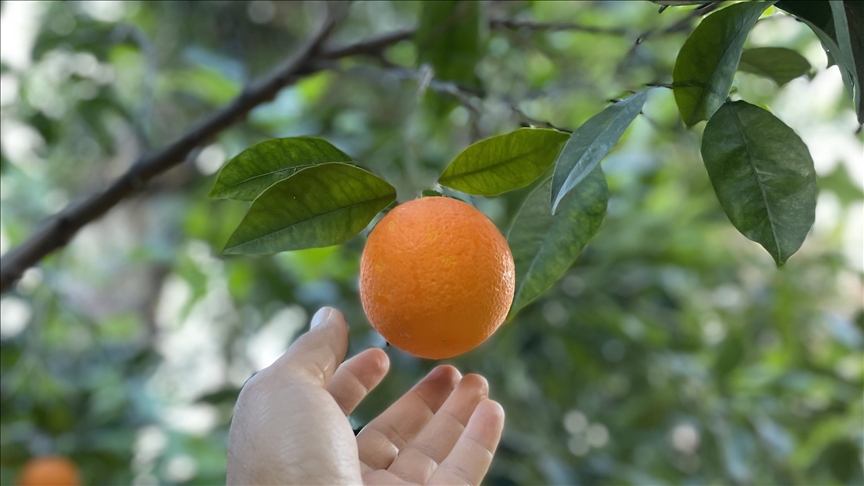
[{"x1": 227, "y1": 307, "x2": 505, "y2": 485}]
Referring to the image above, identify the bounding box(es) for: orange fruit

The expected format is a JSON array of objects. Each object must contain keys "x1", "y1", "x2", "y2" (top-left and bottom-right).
[
  {"x1": 17, "y1": 456, "x2": 80, "y2": 486},
  {"x1": 360, "y1": 196, "x2": 515, "y2": 359}
]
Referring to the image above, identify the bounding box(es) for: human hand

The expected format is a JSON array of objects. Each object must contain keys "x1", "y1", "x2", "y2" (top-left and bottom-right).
[{"x1": 227, "y1": 307, "x2": 505, "y2": 485}]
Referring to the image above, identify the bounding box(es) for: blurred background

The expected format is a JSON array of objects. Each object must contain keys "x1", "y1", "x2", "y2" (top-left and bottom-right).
[{"x1": 1, "y1": 1, "x2": 862, "y2": 485}]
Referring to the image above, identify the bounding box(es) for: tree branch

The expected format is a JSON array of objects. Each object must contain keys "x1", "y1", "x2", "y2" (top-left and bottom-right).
[
  {"x1": 0, "y1": 18, "x2": 416, "y2": 294},
  {"x1": 0, "y1": 9, "x2": 712, "y2": 293},
  {"x1": 489, "y1": 18, "x2": 631, "y2": 36}
]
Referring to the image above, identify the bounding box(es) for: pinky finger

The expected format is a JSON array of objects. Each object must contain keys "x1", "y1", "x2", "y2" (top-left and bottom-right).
[{"x1": 427, "y1": 399, "x2": 504, "y2": 486}]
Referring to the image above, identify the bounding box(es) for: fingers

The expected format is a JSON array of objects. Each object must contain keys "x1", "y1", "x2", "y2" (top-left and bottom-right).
[
  {"x1": 387, "y1": 374, "x2": 489, "y2": 483},
  {"x1": 327, "y1": 348, "x2": 390, "y2": 415},
  {"x1": 356, "y1": 365, "x2": 461, "y2": 470},
  {"x1": 427, "y1": 399, "x2": 505, "y2": 486},
  {"x1": 268, "y1": 307, "x2": 348, "y2": 387}
]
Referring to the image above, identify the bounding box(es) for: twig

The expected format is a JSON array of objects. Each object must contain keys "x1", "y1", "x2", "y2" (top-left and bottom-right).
[
  {"x1": 1, "y1": 10, "x2": 707, "y2": 293},
  {"x1": 490, "y1": 18, "x2": 630, "y2": 36},
  {"x1": 510, "y1": 102, "x2": 573, "y2": 133},
  {"x1": 0, "y1": 17, "x2": 419, "y2": 293},
  {"x1": 317, "y1": 28, "x2": 414, "y2": 60},
  {"x1": 635, "y1": 1, "x2": 725, "y2": 45},
  {"x1": 317, "y1": 60, "x2": 485, "y2": 114}
]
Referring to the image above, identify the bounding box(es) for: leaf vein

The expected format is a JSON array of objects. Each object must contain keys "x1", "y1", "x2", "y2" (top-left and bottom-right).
[{"x1": 729, "y1": 105, "x2": 783, "y2": 262}]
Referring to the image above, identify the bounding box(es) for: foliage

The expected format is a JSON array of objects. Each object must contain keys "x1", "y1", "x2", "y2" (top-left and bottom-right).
[{"x1": 1, "y1": 1, "x2": 862, "y2": 485}]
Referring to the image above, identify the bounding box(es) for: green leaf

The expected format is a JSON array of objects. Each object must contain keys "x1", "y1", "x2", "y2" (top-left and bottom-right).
[
  {"x1": 416, "y1": 1, "x2": 481, "y2": 86},
  {"x1": 777, "y1": 1, "x2": 864, "y2": 123},
  {"x1": 737, "y1": 47, "x2": 813, "y2": 85},
  {"x1": 438, "y1": 128, "x2": 569, "y2": 196},
  {"x1": 673, "y1": 1, "x2": 773, "y2": 126},
  {"x1": 223, "y1": 163, "x2": 396, "y2": 255},
  {"x1": 210, "y1": 137, "x2": 353, "y2": 201},
  {"x1": 551, "y1": 91, "x2": 646, "y2": 214},
  {"x1": 818, "y1": 164, "x2": 864, "y2": 207},
  {"x1": 507, "y1": 168, "x2": 609, "y2": 314},
  {"x1": 416, "y1": 1, "x2": 482, "y2": 114},
  {"x1": 701, "y1": 101, "x2": 817, "y2": 266},
  {"x1": 830, "y1": 0, "x2": 863, "y2": 123}
]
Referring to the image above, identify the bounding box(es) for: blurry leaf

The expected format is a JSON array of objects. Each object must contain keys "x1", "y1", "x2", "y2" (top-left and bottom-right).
[
  {"x1": 507, "y1": 168, "x2": 608, "y2": 314},
  {"x1": 701, "y1": 101, "x2": 817, "y2": 265},
  {"x1": 33, "y1": 18, "x2": 137, "y2": 61},
  {"x1": 438, "y1": 128, "x2": 569, "y2": 196},
  {"x1": 737, "y1": 47, "x2": 813, "y2": 85},
  {"x1": 76, "y1": 92, "x2": 137, "y2": 155},
  {"x1": 421, "y1": 189, "x2": 443, "y2": 197},
  {"x1": 210, "y1": 137, "x2": 353, "y2": 201},
  {"x1": 830, "y1": 0, "x2": 863, "y2": 123},
  {"x1": 819, "y1": 164, "x2": 864, "y2": 206},
  {"x1": 777, "y1": 1, "x2": 863, "y2": 123},
  {"x1": 714, "y1": 332, "x2": 745, "y2": 377},
  {"x1": 720, "y1": 424, "x2": 755, "y2": 483},
  {"x1": 673, "y1": 1, "x2": 772, "y2": 126},
  {"x1": 416, "y1": 1, "x2": 482, "y2": 113},
  {"x1": 161, "y1": 66, "x2": 242, "y2": 106},
  {"x1": 819, "y1": 441, "x2": 863, "y2": 482},
  {"x1": 753, "y1": 415, "x2": 795, "y2": 458},
  {"x1": 551, "y1": 91, "x2": 647, "y2": 213},
  {"x1": 198, "y1": 387, "x2": 241, "y2": 405},
  {"x1": 416, "y1": 1, "x2": 481, "y2": 85},
  {"x1": 27, "y1": 112, "x2": 60, "y2": 146},
  {"x1": 224, "y1": 163, "x2": 395, "y2": 255}
]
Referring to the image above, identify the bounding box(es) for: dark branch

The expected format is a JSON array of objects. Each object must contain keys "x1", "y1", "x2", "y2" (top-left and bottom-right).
[
  {"x1": 318, "y1": 28, "x2": 415, "y2": 60},
  {"x1": 0, "y1": 19, "x2": 418, "y2": 294},
  {"x1": 489, "y1": 18, "x2": 630, "y2": 36},
  {"x1": 0, "y1": 10, "x2": 711, "y2": 293}
]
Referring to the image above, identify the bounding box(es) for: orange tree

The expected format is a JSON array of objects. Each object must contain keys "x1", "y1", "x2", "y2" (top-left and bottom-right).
[
  {"x1": 208, "y1": 1, "x2": 856, "y2": 340},
  {"x1": 0, "y1": 1, "x2": 861, "y2": 484}
]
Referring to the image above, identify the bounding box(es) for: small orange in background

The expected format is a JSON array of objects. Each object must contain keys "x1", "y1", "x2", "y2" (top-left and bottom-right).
[
  {"x1": 360, "y1": 196, "x2": 515, "y2": 359},
  {"x1": 17, "y1": 456, "x2": 80, "y2": 486}
]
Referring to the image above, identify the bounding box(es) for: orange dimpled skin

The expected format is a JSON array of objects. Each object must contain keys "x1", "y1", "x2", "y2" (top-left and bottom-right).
[
  {"x1": 17, "y1": 456, "x2": 80, "y2": 486},
  {"x1": 360, "y1": 196, "x2": 515, "y2": 359}
]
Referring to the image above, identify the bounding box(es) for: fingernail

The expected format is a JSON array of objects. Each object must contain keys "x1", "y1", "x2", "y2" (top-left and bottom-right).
[{"x1": 311, "y1": 307, "x2": 332, "y2": 329}]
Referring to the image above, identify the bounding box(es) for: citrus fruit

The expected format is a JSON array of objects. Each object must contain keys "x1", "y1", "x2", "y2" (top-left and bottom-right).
[
  {"x1": 360, "y1": 196, "x2": 515, "y2": 359},
  {"x1": 17, "y1": 456, "x2": 80, "y2": 486}
]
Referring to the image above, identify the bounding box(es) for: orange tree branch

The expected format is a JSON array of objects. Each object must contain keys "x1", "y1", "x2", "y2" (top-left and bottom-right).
[{"x1": 0, "y1": 19, "x2": 417, "y2": 293}]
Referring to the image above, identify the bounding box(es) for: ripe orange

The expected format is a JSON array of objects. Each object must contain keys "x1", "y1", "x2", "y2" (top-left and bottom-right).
[
  {"x1": 17, "y1": 456, "x2": 80, "y2": 486},
  {"x1": 360, "y1": 196, "x2": 515, "y2": 359}
]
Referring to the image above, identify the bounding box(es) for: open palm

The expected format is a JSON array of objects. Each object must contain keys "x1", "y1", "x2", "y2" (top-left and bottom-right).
[{"x1": 227, "y1": 307, "x2": 504, "y2": 485}]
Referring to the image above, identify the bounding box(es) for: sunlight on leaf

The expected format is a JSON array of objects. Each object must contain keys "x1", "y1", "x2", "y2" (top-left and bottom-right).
[
  {"x1": 438, "y1": 128, "x2": 569, "y2": 196},
  {"x1": 223, "y1": 163, "x2": 395, "y2": 255}
]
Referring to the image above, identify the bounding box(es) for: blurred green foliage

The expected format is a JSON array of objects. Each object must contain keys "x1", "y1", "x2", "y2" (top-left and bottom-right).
[{"x1": 1, "y1": 1, "x2": 862, "y2": 485}]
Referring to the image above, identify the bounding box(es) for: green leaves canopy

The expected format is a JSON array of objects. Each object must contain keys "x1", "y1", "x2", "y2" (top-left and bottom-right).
[
  {"x1": 210, "y1": 137, "x2": 352, "y2": 201},
  {"x1": 507, "y1": 168, "x2": 609, "y2": 314},
  {"x1": 673, "y1": 1, "x2": 772, "y2": 126},
  {"x1": 438, "y1": 128, "x2": 569, "y2": 196},
  {"x1": 551, "y1": 91, "x2": 646, "y2": 213},
  {"x1": 737, "y1": 47, "x2": 813, "y2": 86},
  {"x1": 701, "y1": 101, "x2": 817, "y2": 266},
  {"x1": 223, "y1": 163, "x2": 396, "y2": 255}
]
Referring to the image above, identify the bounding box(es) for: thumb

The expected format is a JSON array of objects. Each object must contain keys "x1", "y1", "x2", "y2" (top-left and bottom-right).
[{"x1": 270, "y1": 307, "x2": 349, "y2": 387}]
